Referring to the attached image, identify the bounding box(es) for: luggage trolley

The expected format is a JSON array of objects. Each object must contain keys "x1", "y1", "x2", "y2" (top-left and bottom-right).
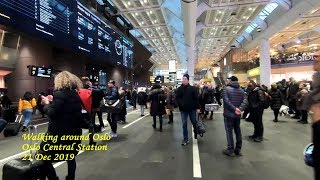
[{"x1": 204, "y1": 104, "x2": 220, "y2": 120}]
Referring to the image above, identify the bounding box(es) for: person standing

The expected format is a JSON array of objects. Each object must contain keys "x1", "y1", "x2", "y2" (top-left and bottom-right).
[
  {"x1": 247, "y1": 81, "x2": 265, "y2": 142},
  {"x1": 269, "y1": 83, "x2": 284, "y2": 122},
  {"x1": 105, "y1": 80, "x2": 119, "y2": 137},
  {"x1": 287, "y1": 77, "x2": 300, "y2": 118},
  {"x1": 214, "y1": 85, "x2": 222, "y2": 106},
  {"x1": 176, "y1": 74, "x2": 199, "y2": 146},
  {"x1": 222, "y1": 76, "x2": 247, "y2": 156},
  {"x1": 18, "y1": 91, "x2": 37, "y2": 132},
  {"x1": 203, "y1": 83, "x2": 215, "y2": 120},
  {"x1": 137, "y1": 89, "x2": 147, "y2": 116},
  {"x1": 118, "y1": 87, "x2": 127, "y2": 124},
  {"x1": 296, "y1": 82, "x2": 309, "y2": 124},
  {"x1": 131, "y1": 88, "x2": 138, "y2": 109}
]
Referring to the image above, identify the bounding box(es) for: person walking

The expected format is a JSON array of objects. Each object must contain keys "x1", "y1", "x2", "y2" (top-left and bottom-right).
[
  {"x1": 105, "y1": 80, "x2": 120, "y2": 137},
  {"x1": 18, "y1": 91, "x2": 37, "y2": 132},
  {"x1": 176, "y1": 74, "x2": 199, "y2": 146},
  {"x1": 222, "y1": 76, "x2": 248, "y2": 156},
  {"x1": 165, "y1": 86, "x2": 175, "y2": 124},
  {"x1": 148, "y1": 84, "x2": 166, "y2": 132},
  {"x1": 296, "y1": 82, "x2": 309, "y2": 124},
  {"x1": 137, "y1": 89, "x2": 148, "y2": 116}
]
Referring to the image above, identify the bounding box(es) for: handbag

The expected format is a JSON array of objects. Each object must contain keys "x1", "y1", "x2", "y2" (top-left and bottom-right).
[
  {"x1": 304, "y1": 143, "x2": 314, "y2": 167},
  {"x1": 100, "y1": 99, "x2": 122, "y2": 113},
  {"x1": 79, "y1": 97, "x2": 93, "y2": 129},
  {"x1": 165, "y1": 109, "x2": 171, "y2": 115},
  {"x1": 196, "y1": 114, "x2": 206, "y2": 137}
]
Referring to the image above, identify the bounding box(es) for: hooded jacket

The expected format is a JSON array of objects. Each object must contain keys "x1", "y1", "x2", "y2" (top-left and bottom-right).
[
  {"x1": 248, "y1": 87, "x2": 265, "y2": 110},
  {"x1": 222, "y1": 81, "x2": 248, "y2": 118}
]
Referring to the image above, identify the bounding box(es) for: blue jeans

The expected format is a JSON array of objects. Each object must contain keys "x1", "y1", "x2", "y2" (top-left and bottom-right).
[
  {"x1": 22, "y1": 109, "x2": 33, "y2": 127},
  {"x1": 224, "y1": 117, "x2": 242, "y2": 151},
  {"x1": 0, "y1": 119, "x2": 7, "y2": 133},
  {"x1": 181, "y1": 110, "x2": 197, "y2": 141}
]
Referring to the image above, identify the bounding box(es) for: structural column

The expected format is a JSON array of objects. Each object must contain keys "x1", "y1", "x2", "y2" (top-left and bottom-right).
[
  {"x1": 187, "y1": 46, "x2": 195, "y2": 84},
  {"x1": 259, "y1": 38, "x2": 271, "y2": 87}
]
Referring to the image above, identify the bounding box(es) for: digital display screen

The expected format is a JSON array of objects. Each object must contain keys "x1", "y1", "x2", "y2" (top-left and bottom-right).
[
  {"x1": 0, "y1": 0, "x2": 133, "y2": 68},
  {"x1": 30, "y1": 66, "x2": 52, "y2": 78}
]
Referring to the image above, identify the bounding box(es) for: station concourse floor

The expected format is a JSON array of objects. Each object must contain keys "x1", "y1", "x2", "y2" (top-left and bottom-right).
[{"x1": 0, "y1": 107, "x2": 314, "y2": 180}]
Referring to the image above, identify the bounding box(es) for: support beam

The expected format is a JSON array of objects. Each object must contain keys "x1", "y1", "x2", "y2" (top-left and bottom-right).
[
  {"x1": 271, "y1": 0, "x2": 291, "y2": 10},
  {"x1": 196, "y1": 21, "x2": 251, "y2": 34},
  {"x1": 243, "y1": 32, "x2": 253, "y2": 41},
  {"x1": 116, "y1": 6, "x2": 161, "y2": 14},
  {"x1": 137, "y1": 36, "x2": 173, "y2": 41},
  {"x1": 197, "y1": 0, "x2": 270, "y2": 19},
  {"x1": 131, "y1": 24, "x2": 167, "y2": 30}
]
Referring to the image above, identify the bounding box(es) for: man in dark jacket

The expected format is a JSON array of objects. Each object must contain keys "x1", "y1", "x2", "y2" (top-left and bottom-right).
[
  {"x1": 222, "y1": 76, "x2": 248, "y2": 156},
  {"x1": 106, "y1": 80, "x2": 119, "y2": 138},
  {"x1": 247, "y1": 81, "x2": 265, "y2": 142},
  {"x1": 131, "y1": 88, "x2": 138, "y2": 109},
  {"x1": 176, "y1": 74, "x2": 199, "y2": 146},
  {"x1": 287, "y1": 77, "x2": 300, "y2": 118},
  {"x1": 90, "y1": 83, "x2": 105, "y2": 131}
]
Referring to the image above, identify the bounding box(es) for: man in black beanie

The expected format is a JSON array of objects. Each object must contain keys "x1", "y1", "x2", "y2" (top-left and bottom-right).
[{"x1": 176, "y1": 74, "x2": 200, "y2": 146}]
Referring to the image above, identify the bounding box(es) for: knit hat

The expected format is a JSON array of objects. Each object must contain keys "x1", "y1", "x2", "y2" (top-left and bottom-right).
[
  {"x1": 227, "y1": 76, "x2": 238, "y2": 82},
  {"x1": 183, "y1": 74, "x2": 189, "y2": 81}
]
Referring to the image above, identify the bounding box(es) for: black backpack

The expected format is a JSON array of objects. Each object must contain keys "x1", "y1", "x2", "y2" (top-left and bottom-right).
[{"x1": 259, "y1": 90, "x2": 271, "y2": 109}]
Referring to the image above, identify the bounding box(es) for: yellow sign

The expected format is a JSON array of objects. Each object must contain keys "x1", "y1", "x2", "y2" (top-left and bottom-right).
[
  {"x1": 247, "y1": 67, "x2": 260, "y2": 77},
  {"x1": 150, "y1": 76, "x2": 155, "y2": 82}
]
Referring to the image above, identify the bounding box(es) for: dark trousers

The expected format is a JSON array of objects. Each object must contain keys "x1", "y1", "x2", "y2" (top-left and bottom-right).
[
  {"x1": 168, "y1": 111, "x2": 173, "y2": 122},
  {"x1": 250, "y1": 109, "x2": 264, "y2": 138},
  {"x1": 204, "y1": 110, "x2": 213, "y2": 118},
  {"x1": 42, "y1": 159, "x2": 76, "y2": 180},
  {"x1": 153, "y1": 115, "x2": 163, "y2": 129},
  {"x1": 224, "y1": 117, "x2": 242, "y2": 151},
  {"x1": 273, "y1": 109, "x2": 280, "y2": 120},
  {"x1": 91, "y1": 109, "x2": 104, "y2": 128},
  {"x1": 0, "y1": 119, "x2": 7, "y2": 133},
  {"x1": 132, "y1": 99, "x2": 137, "y2": 109},
  {"x1": 38, "y1": 106, "x2": 45, "y2": 117},
  {"x1": 301, "y1": 110, "x2": 308, "y2": 122},
  {"x1": 107, "y1": 113, "x2": 117, "y2": 133},
  {"x1": 181, "y1": 110, "x2": 197, "y2": 141},
  {"x1": 215, "y1": 95, "x2": 222, "y2": 106}
]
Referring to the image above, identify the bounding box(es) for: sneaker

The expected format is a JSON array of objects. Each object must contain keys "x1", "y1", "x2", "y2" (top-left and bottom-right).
[
  {"x1": 109, "y1": 132, "x2": 115, "y2": 137},
  {"x1": 222, "y1": 149, "x2": 235, "y2": 156},
  {"x1": 253, "y1": 137, "x2": 263, "y2": 142},
  {"x1": 273, "y1": 119, "x2": 278, "y2": 122},
  {"x1": 300, "y1": 121, "x2": 308, "y2": 124},
  {"x1": 208, "y1": 117, "x2": 213, "y2": 120},
  {"x1": 113, "y1": 133, "x2": 118, "y2": 138},
  {"x1": 101, "y1": 128, "x2": 106, "y2": 133},
  {"x1": 181, "y1": 140, "x2": 189, "y2": 146},
  {"x1": 141, "y1": 114, "x2": 145, "y2": 117}
]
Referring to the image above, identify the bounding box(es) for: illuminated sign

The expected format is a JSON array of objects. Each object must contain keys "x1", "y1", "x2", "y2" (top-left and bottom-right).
[{"x1": 247, "y1": 67, "x2": 260, "y2": 77}]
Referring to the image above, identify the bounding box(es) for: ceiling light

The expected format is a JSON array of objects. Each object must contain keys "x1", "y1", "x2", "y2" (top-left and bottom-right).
[
  {"x1": 127, "y1": 2, "x2": 131, "y2": 6},
  {"x1": 141, "y1": 22, "x2": 144, "y2": 25},
  {"x1": 243, "y1": 16, "x2": 247, "y2": 19},
  {"x1": 157, "y1": 27, "x2": 160, "y2": 30},
  {"x1": 150, "y1": 11, "x2": 153, "y2": 14},
  {"x1": 144, "y1": 0, "x2": 147, "y2": 3},
  {"x1": 236, "y1": 26, "x2": 239, "y2": 28},
  {"x1": 154, "y1": 20, "x2": 158, "y2": 23},
  {"x1": 218, "y1": 11, "x2": 221, "y2": 14},
  {"x1": 215, "y1": 19, "x2": 219, "y2": 22},
  {"x1": 211, "y1": 32, "x2": 213, "y2": 35},
  {"x1": 249, "y1": 7, "x2": 252, "y2": 11},
  {"x1": 135, "y1": 13, "x2": 138, "y2": 16}
]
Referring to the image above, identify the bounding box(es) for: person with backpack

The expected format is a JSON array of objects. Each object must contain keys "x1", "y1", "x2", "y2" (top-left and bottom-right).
[
  {"x1": 247, "y1": 81, "x2": 266, "y2": 142},
  {"x1": 148, "y1": 84, "x2": 166, "y2": 132},
  {"x1": 269, "y1": 83, "x2": 284, "y2": 122},
  {"x1": 137, "y1": 89, "x2": 148, "y2": 116},
  {"x1": 105, "y1": 80, "x2": 119, "y2": 137},
  {"x1": 18, "y1": 91, "x2": 37, "y2": 132},
  {"x1": 222, "y1": 76, "x2": 248, "y2": 156}
]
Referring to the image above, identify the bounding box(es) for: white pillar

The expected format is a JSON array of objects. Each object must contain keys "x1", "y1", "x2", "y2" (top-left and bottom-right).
[
  {"x1": 259, "y1": 38, "x2": 271, "y2": 87},
  {"x1": 187, "y1": 46, "x2": 195, "y2": 84}
]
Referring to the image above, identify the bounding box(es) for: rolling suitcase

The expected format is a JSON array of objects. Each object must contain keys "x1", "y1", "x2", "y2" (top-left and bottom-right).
[
  {"x1": 2, "y1": 125, "x2": 46, "y2": 180},
  {"x1": 3, "y1": 115, "x2": 23, "y2": 137},
  {"x1": 2, "y1": 107, "x2": 18, "y2": 123}
]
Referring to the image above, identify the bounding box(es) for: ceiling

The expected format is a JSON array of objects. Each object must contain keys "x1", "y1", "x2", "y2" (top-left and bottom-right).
[
  {"x1": 248, "y1": 6, "x2": 320, "y2": 59},
  {"x1": 108, "y1": 0, "x2": 320, "y2": 71}
]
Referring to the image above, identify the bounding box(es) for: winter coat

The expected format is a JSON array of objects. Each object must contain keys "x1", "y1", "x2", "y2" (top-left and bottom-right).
[
  {"x1": 91, "y1": 88, "x2": 105, "y2": 109},
  {"x1": 176, "y1": 84, "x2": 199, "y2": 112},
  {"x1": 203, "y1": 88, "x2": 215, "y2": 104},
  {"x1": 268, "y1": 88, "x2": 283, "y2": 110},
  {"x1": 148, "y1": 89, "x2": 166, "y2": 116},
  {"x1": 166, "y1": 91, "x2": 175, "y2": 111},
  {"x1": 248, "y1": 87, "x2": 265, "y2": 110},
  {"x1": 296, "y1": 88, "x2": 309, "y2": 110},
  {"x1": 287, "y1": 81, "x2": 299, "y2": 102},
  {"x1": 105, "y1": 86, "x2": 119, "y2": 100},
  {"x1": 137, "y1": 91, "x2": 147, "y2": 105},
  {"x1": 41, "y1": 89, "x2": 82, "y2": 162},
  {"x1": 119, "y1": 90, "x2": 127, "y2": 115},
  {"x1": 303, "y1": 72, "x2": 320, "y2": 110},
  {"x1": 222, "y1": 81, "x2": 248, "y2": 118}
]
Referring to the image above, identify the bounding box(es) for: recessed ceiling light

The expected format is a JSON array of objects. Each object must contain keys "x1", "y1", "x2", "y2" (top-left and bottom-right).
[
  {"x1": 154, "y1": 20, "x2": 158, "y2": 23},
  {"x1": 215, "y1": 19, "x2": 219, "y2": 22},
  {"x1": 127, "y1": 2, "x2": 131, "y2": 6},
  {"x1": 211, "y1": 32, "x2": 213, "y2": 35},
  {"x1": 150, "y1": 11, "x2": 153, "y2": 14},
  {"x1": 218, "y1": 11, "x2": 221, "y2": 14},
  {"x1": 141, "y1": 22, "x2": 144, "y2": 25},
  {"x1": 157, "y1": 27, "x2": 160, "y2": 30},
  {"x1": 249, "y1": 7, "x2": 252, "y2": 11},
  {"x1": 144, "y1": 0, "x2": 148, "y2": 3}
]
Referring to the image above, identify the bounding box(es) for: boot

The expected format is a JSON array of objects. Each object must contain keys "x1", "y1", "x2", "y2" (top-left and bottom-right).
[{"x1": 65, "y1": 176, "x2": 74, "y2": 180}]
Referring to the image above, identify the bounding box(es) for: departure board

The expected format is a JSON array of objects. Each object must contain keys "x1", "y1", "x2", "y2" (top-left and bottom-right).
[{"x1": 0, "y1": 0, "x2": 133, "y2": 68}]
